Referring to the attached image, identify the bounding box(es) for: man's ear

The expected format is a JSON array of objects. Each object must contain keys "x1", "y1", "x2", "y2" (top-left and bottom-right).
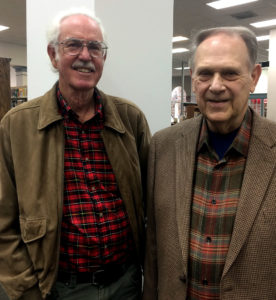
[
  {"x1": 250, "y1": 63, "x2": 262, "y2": 93},
  {"x1": 47, "y1": 45, "x2": 58, "y2": 69}
]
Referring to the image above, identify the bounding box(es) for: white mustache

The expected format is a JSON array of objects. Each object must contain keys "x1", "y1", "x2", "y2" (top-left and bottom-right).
[{"x1": 72, "y1": 60, "x2": 96, "y2": 71}]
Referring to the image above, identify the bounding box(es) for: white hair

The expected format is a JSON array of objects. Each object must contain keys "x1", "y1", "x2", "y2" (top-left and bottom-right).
[{"x1": 46, "y1": 7, "x2": 107, "y2": 47}]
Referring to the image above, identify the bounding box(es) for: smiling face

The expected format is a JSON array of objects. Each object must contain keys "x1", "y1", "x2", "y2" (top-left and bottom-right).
[
  {"x1": 191, "y1": 33, "x2": 261, "y2": 133},
  {"x1": 48, "y1": 14, "x2": 106, "y2": 95}
]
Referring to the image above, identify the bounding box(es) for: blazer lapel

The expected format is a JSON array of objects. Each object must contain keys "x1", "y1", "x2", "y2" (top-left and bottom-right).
[
  {"x1": 175, "y1": 117, "x2": 202, "y2": 273},
  {"x1": 223, "y1": 114, "x2": 276, "y2": 277}
]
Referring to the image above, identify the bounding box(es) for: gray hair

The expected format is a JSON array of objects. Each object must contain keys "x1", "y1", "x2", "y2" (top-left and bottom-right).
[
  {"x1": 189, "y1": 26, "x2": 258, "y2": 70},
  {"x1": 46, "y1": 7, "x2": 107, "y2": 50}
]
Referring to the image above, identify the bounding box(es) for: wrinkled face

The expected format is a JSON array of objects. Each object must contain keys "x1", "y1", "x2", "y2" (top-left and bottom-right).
[
  {"x1": 48, "y1": 14, "x2": 106, "y2": 94},
  {"x1": 191, "y1": 33, "x2": 261, "y2": 133}
]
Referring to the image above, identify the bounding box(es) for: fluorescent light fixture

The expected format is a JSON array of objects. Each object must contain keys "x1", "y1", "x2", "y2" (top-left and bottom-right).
[
  {"x1": 0, "y1": 25, "x2": 9, "y2": 32},
  {"x1": 174, "y1": 67, "x2": 191, "y2": 70},
  {"x1": 256, "y1": 35, "x2": 269, "y2": 41},
  {"x1": 172, "y1": 48, "x2": 189, "y2": 54},
  {"x1": 207, "y1": 0, "x2": 258, "y2": 10},
  {"x1": 251, "y1": 19, "x2": 276, "y2": 28},
  {"x1": 172, "y1": 36, "x2": 189, "y2": 42}
]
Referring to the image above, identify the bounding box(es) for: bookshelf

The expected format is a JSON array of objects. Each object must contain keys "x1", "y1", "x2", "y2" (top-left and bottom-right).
[
  {"x1": 11, "y1": 86, "x2": 27, "y2": 107},
  {"x1": 248, "y1": 93, "x2": 267, "y2": 117},
  {"x1": 0, "y1": 57, "x2": 11, "y2": 120}
]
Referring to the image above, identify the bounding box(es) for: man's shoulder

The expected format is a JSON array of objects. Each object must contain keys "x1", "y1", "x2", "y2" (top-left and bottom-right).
[
  {"x1": 98, "y1": 89, "x2": 144, "y2": 116},
  {"x1": 153, "y1": 116, "x2": 202, "y2": 143},
  {"x1": 1, "y1": 97, "x2": 42, "y2": 123},
  {"x1": 252, "y1": 110, "x2": 276, "y2": 132},
  {"x1": 1, "y1": 86, "x2": 55, "y2": 126}
]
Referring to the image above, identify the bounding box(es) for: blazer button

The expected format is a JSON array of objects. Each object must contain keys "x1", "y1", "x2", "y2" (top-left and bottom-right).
[{"x1": 179, "y1": 274, "x2": 186, "y2": 283}]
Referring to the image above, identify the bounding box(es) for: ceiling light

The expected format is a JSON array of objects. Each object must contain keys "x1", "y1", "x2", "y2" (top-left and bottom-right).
[
  {"x1": 0, "y1": 25, "x2": 9, "y2": 32},
  {"x1": 207, "y1": 0, "x2": 258, "y2": 10},
  {"x1": 172, "y1": 36, "x2": 189, "y2": 43},
  {"x1": 174, "y1": 67, "x2": 190, "y2": 70},
  {"x1": 251, "y1": 19, "x2": 276, "y2": 28},
  {"x1": 172, "y1": 48, "x2": 189, "y2": 54},
  {"x1": 256, "y1": 35, "x2": 269, "y2": 41}
]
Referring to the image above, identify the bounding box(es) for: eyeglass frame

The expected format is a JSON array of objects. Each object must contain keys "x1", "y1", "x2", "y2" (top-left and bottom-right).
[{"x1": 56, "y1": 38, "x2": 108, "y2": 58}]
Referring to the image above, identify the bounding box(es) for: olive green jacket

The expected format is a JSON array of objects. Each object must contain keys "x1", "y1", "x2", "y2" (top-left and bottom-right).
[{"x1": 0, "y1": 83, "x2": 151, "y2": 299}]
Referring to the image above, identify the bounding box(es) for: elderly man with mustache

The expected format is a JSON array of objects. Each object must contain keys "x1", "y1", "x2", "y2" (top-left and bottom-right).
[{"x1": 0, "y1": 7, "x2": 151, "y2": 300}]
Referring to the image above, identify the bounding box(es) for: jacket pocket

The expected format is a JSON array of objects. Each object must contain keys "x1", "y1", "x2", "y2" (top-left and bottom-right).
[{"x1": 19, "y1": 217, "x2": 47, "y2": 243}]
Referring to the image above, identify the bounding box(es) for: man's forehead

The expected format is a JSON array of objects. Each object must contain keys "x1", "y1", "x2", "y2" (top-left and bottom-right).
[
  {"x1": 198, "y1": 32, "x2": 244, "y2": 49},
  {"x1": 193, "y1": 33, "x2": 250, "y2": 67},
  {"x1": 59, "y1": 14, "x2": 102, "y2": 41},
  {"x1": 59, "y1": 14, "x2": 99, "y2": 33}
]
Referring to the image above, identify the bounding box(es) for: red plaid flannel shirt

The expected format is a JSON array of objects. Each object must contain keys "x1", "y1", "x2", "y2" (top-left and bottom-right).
[{"x1": 57, "y1": 88, "x2": 135, "y2": 272}]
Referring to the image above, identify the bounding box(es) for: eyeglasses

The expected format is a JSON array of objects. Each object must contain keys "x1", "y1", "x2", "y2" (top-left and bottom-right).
[{"x1": 58, "y1": 38, "x2": 108, "y2": 57}]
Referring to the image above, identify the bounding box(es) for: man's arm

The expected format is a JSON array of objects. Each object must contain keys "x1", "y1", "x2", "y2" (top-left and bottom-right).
[
  {"x1": 136, "y1": 111, "x2": 151, "y2": 203},
  {"x1": 142, "y1": 136, "x2": 158, "y2": 300},
  {"x1": 0, "y1": 117, "x2": 42, "y2": 300}
]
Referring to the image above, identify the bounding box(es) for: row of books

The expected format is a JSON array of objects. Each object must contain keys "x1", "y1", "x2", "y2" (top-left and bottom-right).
[{"x1": 11, "y1": 86, "x2": 27, "y2": 99}]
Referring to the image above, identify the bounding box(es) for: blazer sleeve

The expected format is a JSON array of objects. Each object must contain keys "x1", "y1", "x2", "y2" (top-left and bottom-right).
[
  {"x1": 143, "y1": 136, "x2": 158, "y2": 300},
  {"x1": 0, "y1": 117, "x2": 42, "y2": 299}
]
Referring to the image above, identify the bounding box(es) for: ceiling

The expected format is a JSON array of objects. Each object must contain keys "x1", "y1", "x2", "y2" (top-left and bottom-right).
[
  {"x1": 0, "y1": 0, "x2": 26, "y2": 45},
  {"x1": 173, "y1": 0, "x2": 276, "y2": 76},
  {"x1": 0, "y1": 0, "x2": 275, "y2": 77}
]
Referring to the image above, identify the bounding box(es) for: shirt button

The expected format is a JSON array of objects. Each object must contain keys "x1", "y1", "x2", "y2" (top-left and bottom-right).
[
  {"x1": 212, "y1": 198, "x2": 216, "y2": 204},
  {"x1": 104, "y1": 245, "x2": 108, "y2": 249},
  {"x1": 202, "y1": 279, "x2": 208, "y2": 285},
  {"x1": 82, "y1": 130, "x2": 85, "y2": 134},
  {"x1": 206, "y1": 236, "x2": 212, "y2": 243},
  {"x1": 85, "y1": 157, "x2": 89, "y2": 161},
  {"x1": 92, "y1": 187, "x2": 96, "y2": 191},
  {"x1": 99, "y1": 213, "x2": 103, "y2": 217}
]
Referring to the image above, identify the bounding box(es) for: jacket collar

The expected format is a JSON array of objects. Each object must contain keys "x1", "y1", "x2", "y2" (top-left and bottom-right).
[
  {"x1": 37, "y1": 82, "x2": 126, "y2": 134},
  {"x1": 97, "y1": 89, "x2": 125, "y2": 134},
  {"x1": 37, "y1": 83, "x2": 63, "y2": 130}
]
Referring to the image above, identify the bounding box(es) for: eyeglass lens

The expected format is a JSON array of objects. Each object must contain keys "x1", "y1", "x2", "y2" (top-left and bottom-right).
[{"x1": 63, "y1": 39, "x2": 106, "y2": 57}]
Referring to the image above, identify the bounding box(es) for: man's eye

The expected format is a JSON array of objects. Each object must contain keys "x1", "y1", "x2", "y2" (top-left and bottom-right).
[
  {"x1": 223, "y1": 71, "x2": 238, "y2": 80},
  {"x1": 88, "y1": 42, "x2": 101, "y2": 51},
  {"x1": 197, "y1": 71, "x2": 212, "y2": 81},
  {"x1": 66, "y1": 41, "x2": 81, "y2": 48}
]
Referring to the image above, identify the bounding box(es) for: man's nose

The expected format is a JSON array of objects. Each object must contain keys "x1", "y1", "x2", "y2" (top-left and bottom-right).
[
  {"x1": 209, "y1": 73, "x2": 226, "y2": 93},
  {"x1": 78, "y1": 45, "x2": 91, "y2": 60}
]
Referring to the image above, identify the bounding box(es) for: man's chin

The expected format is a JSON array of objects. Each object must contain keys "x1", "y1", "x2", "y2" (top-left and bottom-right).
[{"x1": 71, "y1": 81, "x2": 98, "y2": 92}]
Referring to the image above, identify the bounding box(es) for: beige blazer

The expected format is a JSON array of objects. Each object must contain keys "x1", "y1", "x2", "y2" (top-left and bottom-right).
[{"x1": 143, "y1": 109, "x2": 276, "y2": 300}]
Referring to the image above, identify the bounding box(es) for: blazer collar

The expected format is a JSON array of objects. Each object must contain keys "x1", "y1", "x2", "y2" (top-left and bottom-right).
[
  {"x1": 175, "y1": 116, "x2": 203, "y2": 274},
  {"x1": 223, "y1": 109, "x2": 276, "y2": 276}
]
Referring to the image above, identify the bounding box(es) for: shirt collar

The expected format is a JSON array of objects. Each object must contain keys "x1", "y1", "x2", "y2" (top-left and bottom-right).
[
  {"x1": 57, "y1": 86, "x2": 103, "y2": 122},
  {"x1": 197, "y1": 108, "x2": 252, "y2": 158}
]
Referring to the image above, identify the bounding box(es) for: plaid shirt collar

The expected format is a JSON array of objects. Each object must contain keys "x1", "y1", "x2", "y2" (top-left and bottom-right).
[
  {"x1": 57, "y1": 85, "x2": 104, "y2": 122},
  {"x1": 197, "y1": 108, "x2": 252, "y2": 158}
]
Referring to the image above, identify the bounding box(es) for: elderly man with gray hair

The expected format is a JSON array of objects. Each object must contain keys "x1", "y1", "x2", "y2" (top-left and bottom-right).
[
  {"x1": 0, "y1": 7, "x2": 151, "y2": 300},
  {"x1": 143, "y1": 26, "x2": 276, "y2": 300}
]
